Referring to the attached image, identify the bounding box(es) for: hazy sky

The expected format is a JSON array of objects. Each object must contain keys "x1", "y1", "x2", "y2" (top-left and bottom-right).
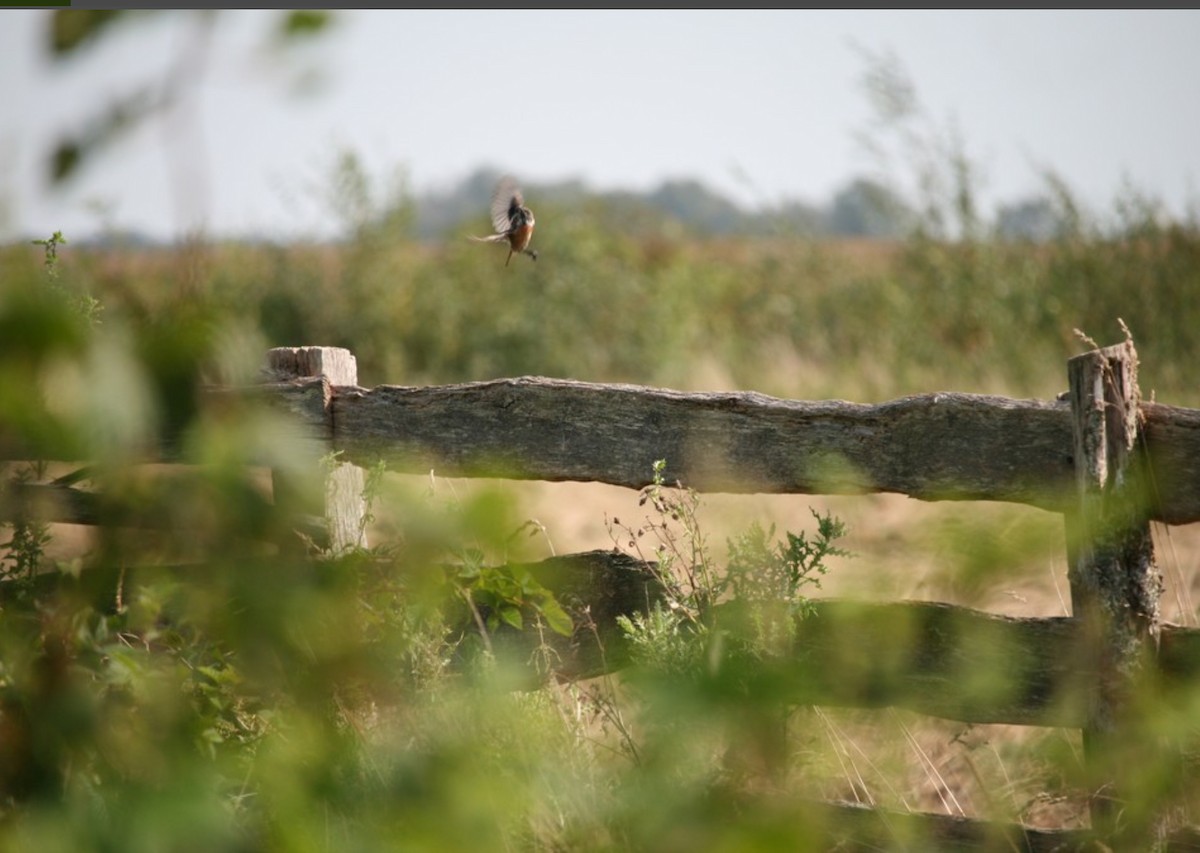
[{"x1": 3, "y1": 9, "x2": 1199, "y2": 242}]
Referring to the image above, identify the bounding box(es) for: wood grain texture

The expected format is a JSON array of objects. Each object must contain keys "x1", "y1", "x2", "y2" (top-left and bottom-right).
[
  {"x1": 266, "y1": 346, "x2": 358, "y2": 387},
  {"x1": 1142, "y1": 401, "x2": 1200, "y2": 524},
  {"x1": 327, "y1": 378, "x2": 1079, "y2": 511},
  {"x1": 263, "y1": 347, "x2": 367, "y2": 552}
]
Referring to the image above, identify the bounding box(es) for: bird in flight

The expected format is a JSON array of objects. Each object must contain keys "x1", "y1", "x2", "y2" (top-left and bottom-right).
[{"x1": 470, "y1": 175, "x2": 538, "y2": 266}]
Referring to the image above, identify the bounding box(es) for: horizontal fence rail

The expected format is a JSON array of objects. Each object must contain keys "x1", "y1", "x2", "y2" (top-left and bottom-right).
[
  {"x1": 478, "y1": 550, "x2": 1200, "y2": 729},
  {"x1": 17, "y1": 548, "x2": 1200, "y2": 731},
  {"x1": 255, "y1": 373, "x2": 1200, "y2": 524},
  {"x1": 9, "y1": 383, "x2": 1200, "y2": 529}
]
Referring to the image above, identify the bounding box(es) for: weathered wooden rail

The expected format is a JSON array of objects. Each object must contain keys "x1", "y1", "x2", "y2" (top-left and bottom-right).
[
  {"x1": 496, "y1": 553, "x2": 1200, "y2": 728},
  {"x1": 258, "y1": 363, "x2": 1200, "y2": 524},
  {"x1": 5, "y1": 341, "x2": 1200, "y2": 849}
]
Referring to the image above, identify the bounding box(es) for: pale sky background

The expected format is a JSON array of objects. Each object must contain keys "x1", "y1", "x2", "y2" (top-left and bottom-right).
[{"x1": 2, "y1": 9, "x2": 1199, "y2": 243}]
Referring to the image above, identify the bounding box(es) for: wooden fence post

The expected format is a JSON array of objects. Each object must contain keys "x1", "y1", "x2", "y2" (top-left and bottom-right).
[
  {"x1": 266, "y1": 346, "x2": 368, "y2": 554},
  {"x1": 1065, "y1": 339, "x2": 1162, "y2": 839}
]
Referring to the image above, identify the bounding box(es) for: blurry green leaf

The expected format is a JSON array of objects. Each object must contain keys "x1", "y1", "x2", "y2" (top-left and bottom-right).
[
  {"x1": 50, "y1": 140, "x2": 81, "y2": 183},
  {"x1": 499, "y1": 606, "x2": 523, "y2": 631},
  {"x1": 49, "y1": 88, "x2": 161, "y2": 185},
  {"x1": 514, "y1": 567, "x2": 541, "y2": 595},
  {"x1": 539, "y1": 598, "x2": 573, "y2": 637},
  {"x1": 279, "y1": 10, "x2": 333, "y2": 38},
  {"x1": 48, "y1": 10, "x2": 126, "y2": 56},
  {"x1": 0, "y1": 290, "x2": 88, "y2": 360}
]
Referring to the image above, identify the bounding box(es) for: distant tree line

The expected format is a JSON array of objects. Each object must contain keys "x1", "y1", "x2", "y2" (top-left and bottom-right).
[{"x1": 411, "y1": 167, "x2": 1069, "y2": 243}]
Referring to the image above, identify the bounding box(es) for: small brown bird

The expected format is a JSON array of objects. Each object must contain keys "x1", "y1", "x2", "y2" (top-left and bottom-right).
[{"x1": 470, "y1": 175, "x2": 538, "y2": 266}]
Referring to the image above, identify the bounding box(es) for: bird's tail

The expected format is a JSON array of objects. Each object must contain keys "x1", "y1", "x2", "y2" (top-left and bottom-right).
[{"x1": 468, "y1": 234, "x2": 507, "y2": 244}]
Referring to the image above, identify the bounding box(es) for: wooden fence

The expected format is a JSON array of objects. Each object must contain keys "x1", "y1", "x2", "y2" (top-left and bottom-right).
[
  {"x1": 7, "y1": 341, "x2": 1200, "y2": 849},
  {"x1": 253, "y1": 343, "x2": 1200, "y2": 849}
]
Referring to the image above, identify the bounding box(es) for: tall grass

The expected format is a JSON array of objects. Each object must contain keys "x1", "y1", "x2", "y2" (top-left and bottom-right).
[{"x1": 23, "y1": 174, "x2": 1200, "y2": 407}]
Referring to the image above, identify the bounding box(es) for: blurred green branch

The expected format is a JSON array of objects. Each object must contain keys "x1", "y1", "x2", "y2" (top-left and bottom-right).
[{"x1": 43, "y1": 10, "x2": 337, "y2": 187}]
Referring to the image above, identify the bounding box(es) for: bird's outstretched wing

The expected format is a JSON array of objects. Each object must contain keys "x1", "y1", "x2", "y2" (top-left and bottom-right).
[{"x1": 490, "y1": 175, "x2": 524, "y2": 235}]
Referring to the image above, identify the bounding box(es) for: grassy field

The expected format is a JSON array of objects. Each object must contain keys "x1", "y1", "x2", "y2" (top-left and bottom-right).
[
  {"x1": 33, "y1": 201, "x2": 1200, "y2": 406},
  {"x1": 2, "y1": 193, "x2": 1199, "y2": 849}
]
